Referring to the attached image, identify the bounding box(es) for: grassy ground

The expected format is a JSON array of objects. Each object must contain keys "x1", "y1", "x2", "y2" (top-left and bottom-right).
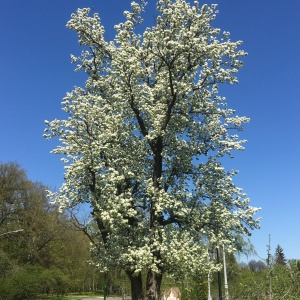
[{"x1": 37, "y1": 292, "x2": 103, "y2": 300}]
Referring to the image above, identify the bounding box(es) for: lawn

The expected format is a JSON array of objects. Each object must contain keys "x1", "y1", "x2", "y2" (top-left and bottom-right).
[{"x1": 37, "y1": 292, "x2": 102, "y2": 300}]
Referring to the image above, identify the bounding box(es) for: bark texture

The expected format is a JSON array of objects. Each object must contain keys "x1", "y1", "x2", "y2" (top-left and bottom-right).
[
  {"x1": 146, "y1": 270, "x2": 162, "y2": 300},
  {"x1": 126, "y1": 271, "x2": 144, "y2": 300}
]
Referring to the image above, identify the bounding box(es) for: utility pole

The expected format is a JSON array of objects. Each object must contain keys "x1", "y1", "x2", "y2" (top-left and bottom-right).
[
  {"x1": 216, "y1": 247, "x2": 223, "y2": 300},
  {"x1": 266, "y1": 234, "x2": 273, "y2": 300},
  {"x1": 223, "y1": 245, "x2": 229, "y2": 300},
  {"x1": 207, "y1": 248, "x2": 212, "y2": 300}
]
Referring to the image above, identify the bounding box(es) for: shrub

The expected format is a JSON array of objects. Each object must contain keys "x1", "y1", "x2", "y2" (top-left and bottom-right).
[{"x1": 0, "y1": 265, "x2": 40, "y2": 300}]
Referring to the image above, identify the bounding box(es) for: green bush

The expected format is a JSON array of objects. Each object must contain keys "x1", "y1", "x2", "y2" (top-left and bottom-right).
[
  {"x1": 0, "y1": 265, "x2": 71, "y2": 300},
  {"x1": 0, "y1": 250, "x2": 16, "y2": 280},
  {"x1": 0, "y1": 265, "x2": 40, "y2": 300},
  {"x1": 40, "y1": 267, "x2": 68, "y2": 296}
]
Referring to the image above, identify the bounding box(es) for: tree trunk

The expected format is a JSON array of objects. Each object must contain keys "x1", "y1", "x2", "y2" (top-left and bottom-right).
[
  {"x1": 146, "y1": 269, "x2": 162, "y2": 300},
  {"x1": 126, "y1": 271, "x2": 144, "y2": 300}
]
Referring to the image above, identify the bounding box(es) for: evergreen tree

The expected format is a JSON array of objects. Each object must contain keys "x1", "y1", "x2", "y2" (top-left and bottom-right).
[{"x1": 274, "y1": 244, "x2": 287, "y2": 266}]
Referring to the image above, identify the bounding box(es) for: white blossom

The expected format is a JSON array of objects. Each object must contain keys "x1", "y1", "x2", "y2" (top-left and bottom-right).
[{"x1": 44, "y1": 0, "x2": 260, "y2": 286}]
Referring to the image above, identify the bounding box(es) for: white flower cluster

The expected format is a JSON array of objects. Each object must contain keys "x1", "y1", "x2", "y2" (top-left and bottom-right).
[{"x1": 44, "y1": 0, "x2": 260, "y2": 280}]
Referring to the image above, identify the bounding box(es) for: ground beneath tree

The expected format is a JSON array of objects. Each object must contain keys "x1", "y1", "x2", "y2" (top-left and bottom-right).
[{"x1": 82, "y1": 297, "x2": 123, "y2": 300}]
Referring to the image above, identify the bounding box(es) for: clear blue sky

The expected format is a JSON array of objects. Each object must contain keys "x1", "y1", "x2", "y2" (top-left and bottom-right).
[{"x1": 1, "y1": 0, "x2": 300, "y2": 261}]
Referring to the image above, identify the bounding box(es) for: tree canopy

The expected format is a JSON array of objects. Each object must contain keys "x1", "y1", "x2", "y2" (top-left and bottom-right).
[
  {"x1": 44, "y1": 1, "x2": 260, "y2": 299},
  {"x1": 0, "y1": 161, "x2": 102, "y2": 299}
]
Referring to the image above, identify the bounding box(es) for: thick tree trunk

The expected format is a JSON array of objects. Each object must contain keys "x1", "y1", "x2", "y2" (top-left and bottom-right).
[
  {"x1": 126, "y1": 271, "x2": 144, "y2": 300},
  {"x1": 146, "y1": 269, "x2": 162, "y2": 300}
]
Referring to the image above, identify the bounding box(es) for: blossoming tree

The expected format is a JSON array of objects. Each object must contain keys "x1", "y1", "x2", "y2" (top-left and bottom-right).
[{"x1": 44, "y1": 1, "x2": 260, "y2": 299}]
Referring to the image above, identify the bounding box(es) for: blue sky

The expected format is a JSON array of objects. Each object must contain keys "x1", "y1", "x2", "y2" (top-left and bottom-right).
[{"x1": 1, "y1": 0, "x2": 299, "y2": 261}]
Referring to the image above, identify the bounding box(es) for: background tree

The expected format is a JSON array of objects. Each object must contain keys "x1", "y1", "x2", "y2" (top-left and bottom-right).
[
  {"x1": 0, "y1": 161, "x2": 27, "y2": 233},
  {"x1": 0, "y1": 161, "x2": 100, "y2": 299},
  {"x1": 274, "y1": 244, "x2": 287, "y2": 266},
  {"x1": 45, "y1": 1, "x2": 260, "y2": 299},
  {"x1": 248, "y1": 259, "x2": 267, "y2": 272}
]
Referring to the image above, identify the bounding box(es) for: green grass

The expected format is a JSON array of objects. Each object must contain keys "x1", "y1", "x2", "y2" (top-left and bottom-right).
[{"x1": 37, "y1": 292, "x2": 103, "y2": 300}]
